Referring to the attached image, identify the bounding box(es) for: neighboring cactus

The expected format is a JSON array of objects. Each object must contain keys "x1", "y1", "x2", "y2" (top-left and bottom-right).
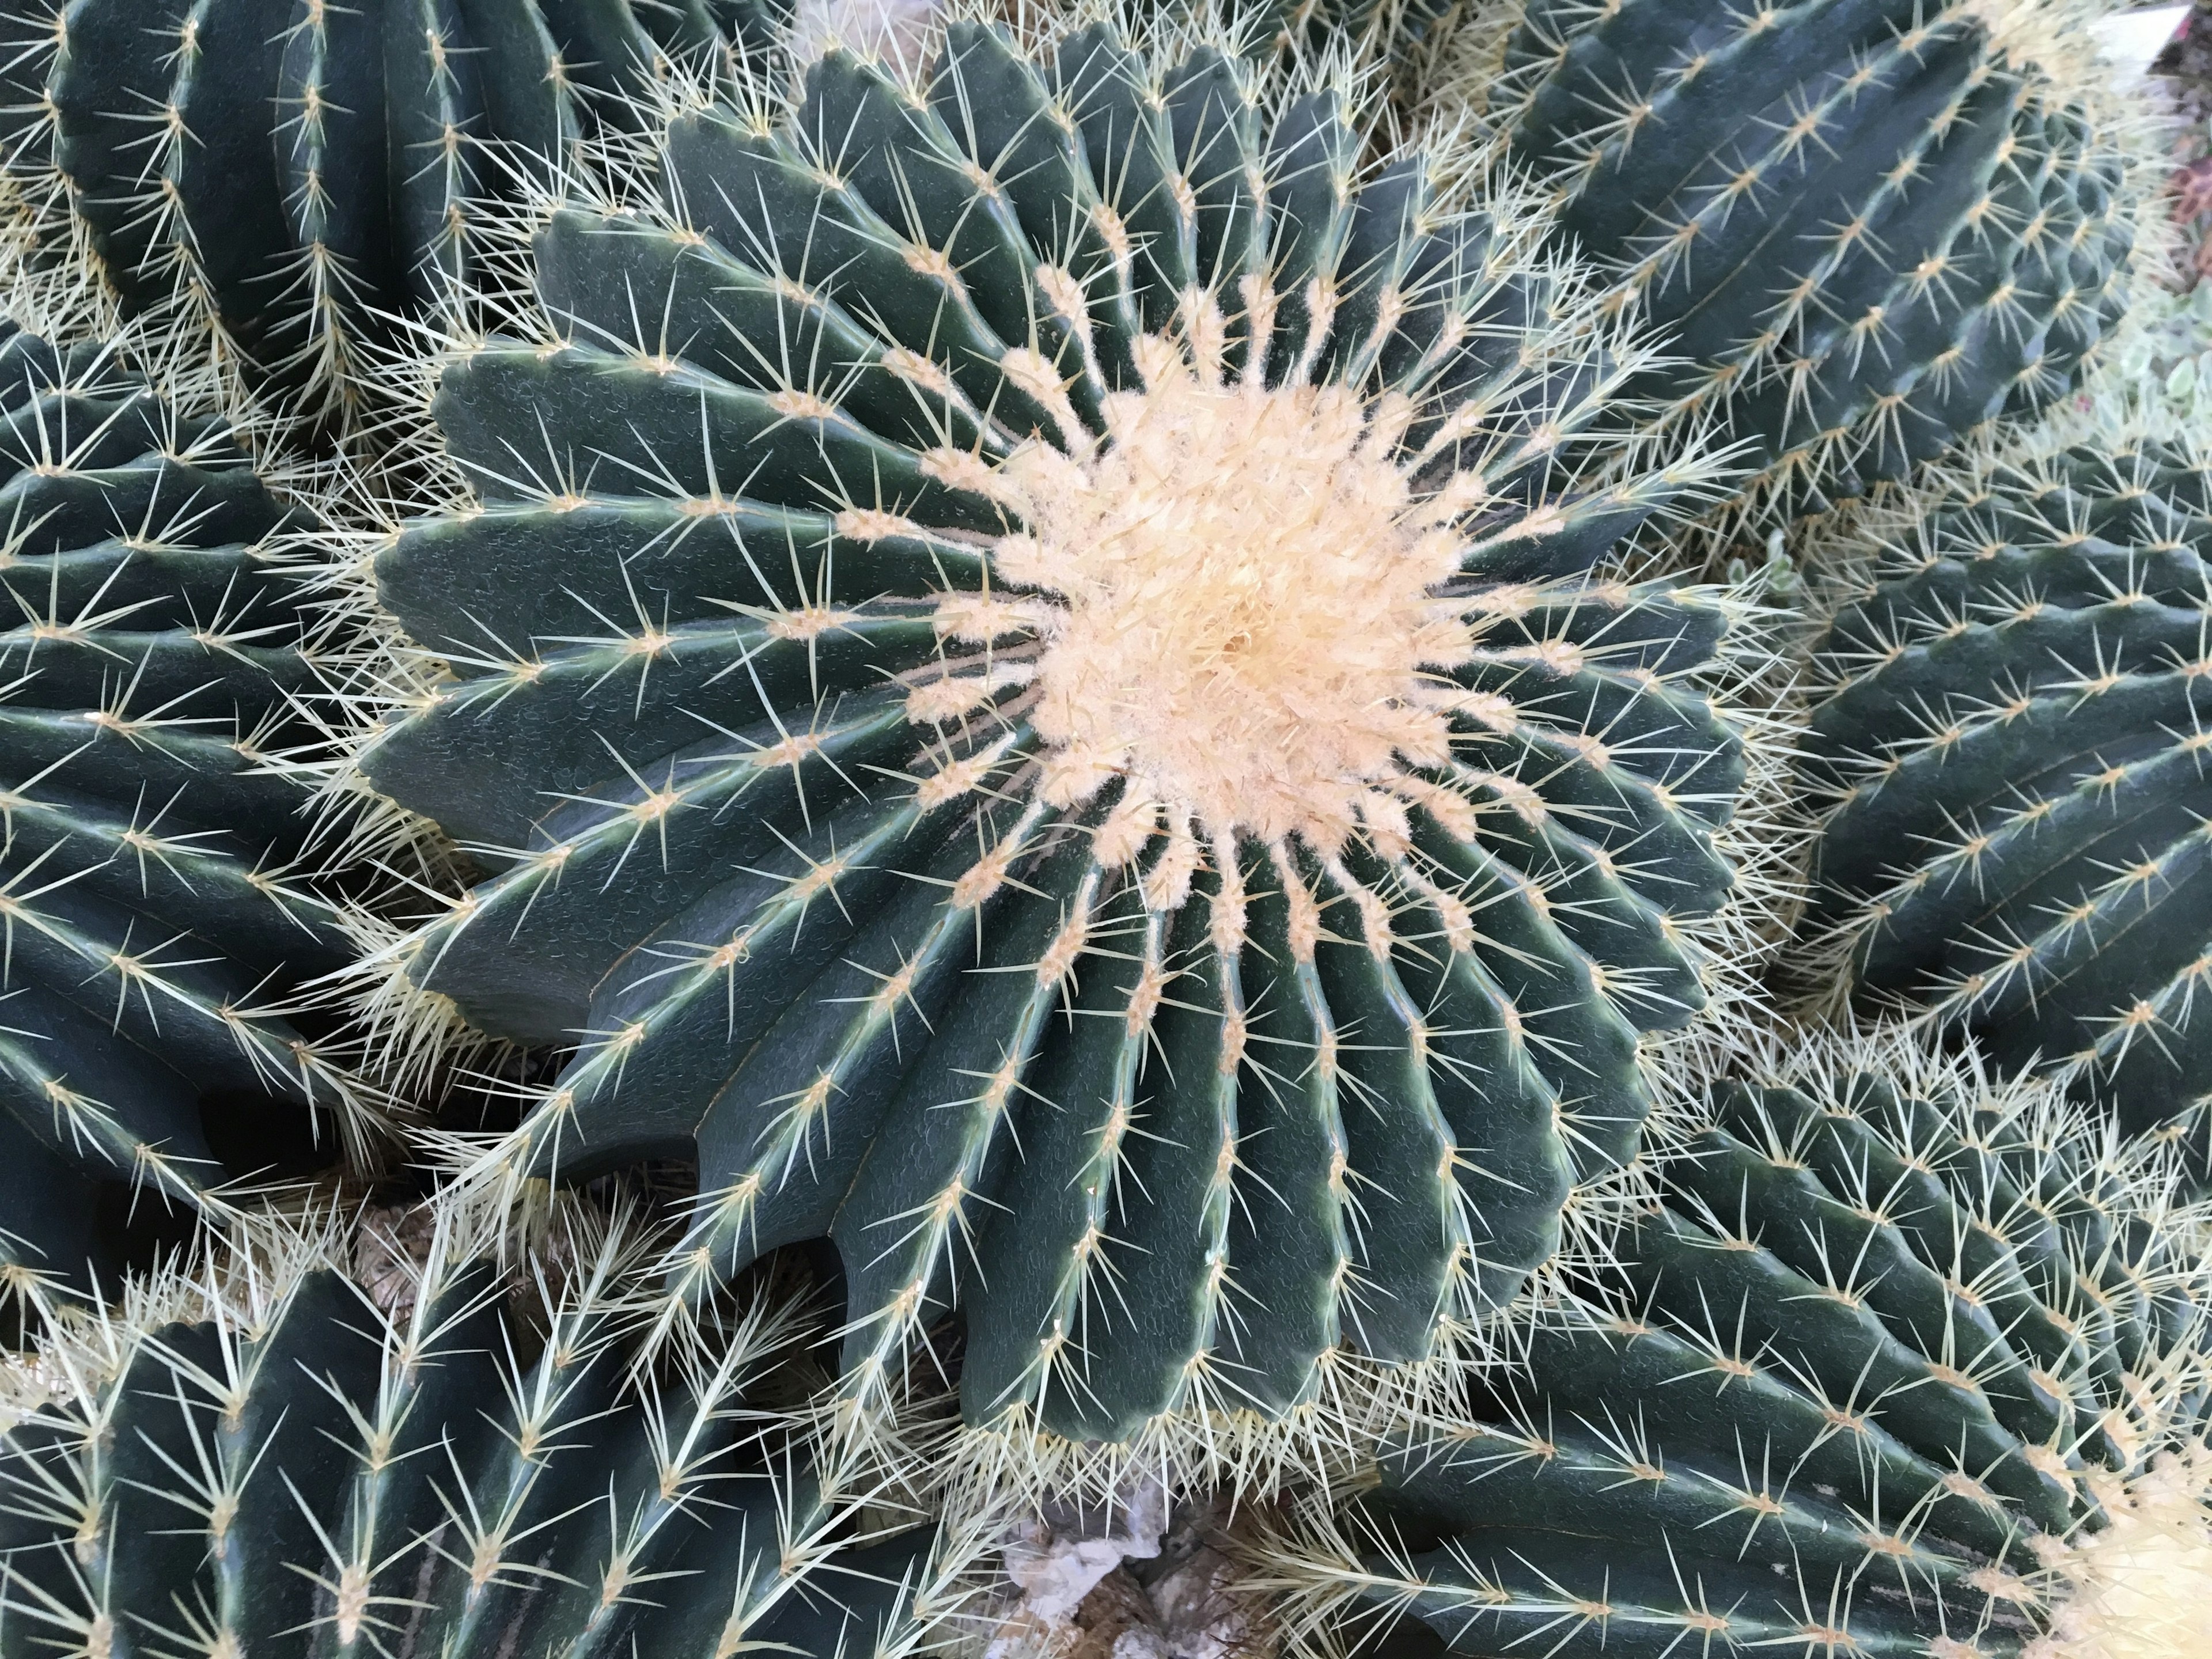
[
  {"x1": 1801, "y1": 430, "x2": 2212, "y2": 1171},
  {"x1": 0, "y1": 1201, "x2": 955, "y2": 1659},
  {"x1": 1481, "y1": 0, "x2": 2142, "y2": 525},
  {"x1": 346, "y1": 14, "x2": 1782, "y2": 1457},
  {"x1": 1265, "y1": 1028, "x2": 2212, "y2": 1658},
  {"x1": 0, "y1": 324, "x2": 368, "y2": 1303},
  {"x1": 0, "y1": 0, "x2": 784, "y2": 425}
]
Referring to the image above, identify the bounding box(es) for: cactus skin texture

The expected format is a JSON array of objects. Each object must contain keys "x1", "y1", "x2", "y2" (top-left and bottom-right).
[
  {"x1": 354, "y1": 18, "x2": 1762, "y2": 1449},
  {"x1": 0, "y1": 0, "x2": 774, "y2": 418},
  {"x1": 0, "y1": 325, "x2": 361, "y2": 1301},
  {"x1": 1491, "y1": 0, "x2": 2137, "y2": 521},
  {"x1": 1804, "y1": 434, "x2": 2212, "y2": 1172},
  {"x1": 1273, "y1": 1037, "x2": 2212, "y2": 1658},
  {"x1": 0, "y1": 1207, "x2": 943, "y2": 1659}
]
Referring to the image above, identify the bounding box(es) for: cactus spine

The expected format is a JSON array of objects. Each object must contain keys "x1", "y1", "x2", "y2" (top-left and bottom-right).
[
  {"x1": 1802, "y1": 428, "x2": 2212, "y2": 1173},
  {"x1": 1264, "y1": 1027, "x2": 2212, "y2": 1658},
  {"x1": 1481, "y1": 0, "x2": 2142, "y2": 527},
  {"x1": 0, "y1": 324, "x2": 369, "y2": 1304},
  {"x1": 0, "y1": 1202, "x2": 953, "y2": 1659},
  {"x1": 340, "y1": 12, "x2": 1785, "y2": 1459}
]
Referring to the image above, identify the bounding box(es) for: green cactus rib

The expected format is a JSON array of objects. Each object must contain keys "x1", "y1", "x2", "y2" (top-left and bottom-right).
[
  {"x1": 1279, "y1": 1046, "x2": 2212, "y2": 1658},
  {"x1": 1804, "y1": 434, "x2": 2212, "y2": 1170},
  {"x1": 357, "y1": 22, "x2": 1760, "y2": 1446},
  {"x1": 0, "y1": 324, "x2": 365, "y2": 1302},
  {"x1": 1492, "y1": 0, "x2": 2137, "y2": 520},
  {"x1": 0, "y1": 1205, "x2": 946, "y2": 1659},
  {"x1": 6, "y1": 0, "x2": 781, "y2": 415}
]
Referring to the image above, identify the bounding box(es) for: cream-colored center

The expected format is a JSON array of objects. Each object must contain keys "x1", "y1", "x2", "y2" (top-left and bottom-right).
[
  {"x1": 986, "y1": 357, "x2": 1470, "y2": 855},
  {"x1": 2025, "y1": 1452, "x2": 2212, "y2": 1659}
]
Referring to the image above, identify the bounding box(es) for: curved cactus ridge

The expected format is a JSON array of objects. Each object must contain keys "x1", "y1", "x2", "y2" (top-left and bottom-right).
[
  {"x1": 0, "y1": 323, "x2": 372, "y2": 1306},
  {"x1": 1802, "y1": 429, "x2": 2212, "y2": 1175},
  {"x1": 351, "y1": 14, "x2": 1775, "y2": 1454},
  {"x1": 1264, "y1": 1027, "x2": 2212, "y2": 1659},
  {"x1": 0, "y1": 0, "x2": 788, "y2": 423},
  {"x1": 1484, "y1": 0, "x2": 2141, "y2": 527},
  {"x1": 0, "y1": 1200, "x2": 955, "y2": 1659}
]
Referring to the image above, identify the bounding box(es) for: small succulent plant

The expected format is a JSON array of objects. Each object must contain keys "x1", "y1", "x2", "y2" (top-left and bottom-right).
[
  {"x1": 0, "y1": 323, "x2": 368, "y2": 1304},
  {"x1": 1264, "y1": 1027, "x2": 2212, "y2": 1658},
  {"x1": 1801, "y1": 427, "x2": 2212, "y2": 1174},
  {"x1": 0, "y1": 1199, "x2": 954, "y2": 1659},
  {"x1": 1476, "y1": 0, "x2": 2142, "y2": 527},
  {"x1": 340, "y1": 12, "x2": 1788, "y2": 1460}
]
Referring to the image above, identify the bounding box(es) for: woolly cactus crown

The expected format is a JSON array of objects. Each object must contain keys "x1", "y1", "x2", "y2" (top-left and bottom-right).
[
  {"x1": 1264, "y1": 1026, "x2": 2212, "y2": 1659},
  {"x1": 339, "y1": 6, "x2": 1789, "y2": 1472},
  {"x1": 1801, "y1": 425, "x2": 2212, "y2": 1174}
]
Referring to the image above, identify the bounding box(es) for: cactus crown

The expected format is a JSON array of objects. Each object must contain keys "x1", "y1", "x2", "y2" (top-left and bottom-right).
[
  {"x1": 0, "y1": 323, "x2": 370, "y2": 1307},
  {"x1": 1263, "y1": 1026, "x2": 2212, "y2": 1659},
  {"x1": 1472, "y1": 0, "x2": 2143, "y2": 528},
  {"x1": 1801, "y1": 427, "x2": 2212, "y2": 1172},
  {"x1": 336, "y1": 5, "x2": 1788, "y2": 1476}
]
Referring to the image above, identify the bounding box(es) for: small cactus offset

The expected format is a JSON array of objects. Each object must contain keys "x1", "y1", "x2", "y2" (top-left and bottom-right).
[
  {"x1": 1482, "y1": 0, "x2": 2141, "y2": 527},
  {"x1": 1801, "y1": 429, "x2": 2212, "y2": 1171},
  {"x1": 1265, "y1": 1028, "x2": 2212, "y2": 1658},
  {"x1": 0, "y1": 0, "x2": 775, "y2": 425},
  {"x1": 0, "y1": 325, "x2": 369, "y2": 1302},
  {"x1": 346, "y1": 14, "x2": 1781, "y2": 1457},
  {"x1": 0, "y1": 1202, "x2": 953, "y2": 1659}
]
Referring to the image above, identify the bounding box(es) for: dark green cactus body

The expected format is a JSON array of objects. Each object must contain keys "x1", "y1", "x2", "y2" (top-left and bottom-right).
[
  {"x1": 0, "y1": 326, "x2": 357, "y2": 1299},
  {"x1": 16, "y1": 0, "x2": 771, "y2": 415},
  {"x1": 1302, "y1": 1057, "x2": 2212, "y2": 1657},
  {"x1": 359, "y1": 24, "x2": 1760, "y2": 1445},
  {"x1": 1494, "y1": 0, "x2": 2136, "y2": 518},
  {"x1": 1805, "y1": 436, "x2": 2212, "y2": 1166},
  {"x1": 0, "y1": 1213, "x2": 938, "y2": 1659}
]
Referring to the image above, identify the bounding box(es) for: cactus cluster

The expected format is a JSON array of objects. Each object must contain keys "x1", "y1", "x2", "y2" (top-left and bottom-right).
[
  {"x1": 1483, "y1": 0, "x2": 2142, "y2": 524},
  {"x1": 0, "y1": 324, "x2": 365, "y2": 1304},
  {"x1": 1267, "y1": 1031, "x2": 2212, "y2": 1657},
  {"x1": 0, "y1": 0, "x2": 787, "y2": 421},
  {"x1": 347, "y1": 18, "x2": 1781, "y2": 1453},
  {"x1": 2, "y1": 0, "x2": 2209, "y2": 1647},
  {"x1": 1803, "y1": 431, "x2": 2212, "y2": 1173},
  {"x1": 0, "y1": 1203, "x2": 953, "y2": 1659}
]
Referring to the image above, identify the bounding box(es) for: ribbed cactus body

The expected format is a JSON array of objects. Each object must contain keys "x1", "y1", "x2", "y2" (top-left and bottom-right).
[
  {"x1": 355, "y1": 22, "x2": 1764, "y2": 1446},
  {"x1": 1279, "y1": 1046, "x2": 2212, "y2": 1657},
  {"x1": 1493, "y1": 0, "x2": 2136, "y2": 520},
  {"x1": 0, "y1": 1211, "x2": 938, "y2": 1659},
  {"x1": 7, "y1": 0, "x2": 769, "y2": 415},
  {"x1": 0, "y1": 326, "x2": 357, "y2": 1297},
  {"x1": 1804, "y1": 436, "x2": 2212, "y2": 1165}
]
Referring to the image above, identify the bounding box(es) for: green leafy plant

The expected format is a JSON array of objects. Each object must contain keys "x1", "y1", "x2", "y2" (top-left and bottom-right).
[
  {"x1": 1801, "y1": 426, "x2": 2212, "y2": 1173},
  {"x1": 337, "y1": 13, "x2": 1789, "y2": 1464},
  {"x1": 0, "y1": 323, "x2": 369, "y2": 1306},
  {"x1": 1263, "y1": 1026, "x2": 2212, "y2": 1658},
  {"x1": 0, "y1": 1199, "x2": 956, "y2": 1659},
  {"x1": 1476, "y1": 0, "x2": 2143, "y2": 527}
]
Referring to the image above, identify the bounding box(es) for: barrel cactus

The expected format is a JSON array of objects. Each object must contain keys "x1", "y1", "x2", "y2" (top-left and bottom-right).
[
  {"x1": 1802, "y1": 429, "x2": 2212, "y2": 1173},
  {"x1": 0, "y1": 323, "x2": 370, "y2": 1306},
  {"x1": 342, "y1": 10, "x2": 1782, "y2": 1460},
  {"x1": 0, "y1": 1201, "x2": 953, "y2": 1659},
  {"x1": 1481, "y1": 0, "x2": 2141, "y2": 527},
  {"x1": 0, "y1": 0, "x2": 787, "y2": 424},
  {"x1": 1266, "y1": 1027, "x2": 2212, "y2": 1658}
]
